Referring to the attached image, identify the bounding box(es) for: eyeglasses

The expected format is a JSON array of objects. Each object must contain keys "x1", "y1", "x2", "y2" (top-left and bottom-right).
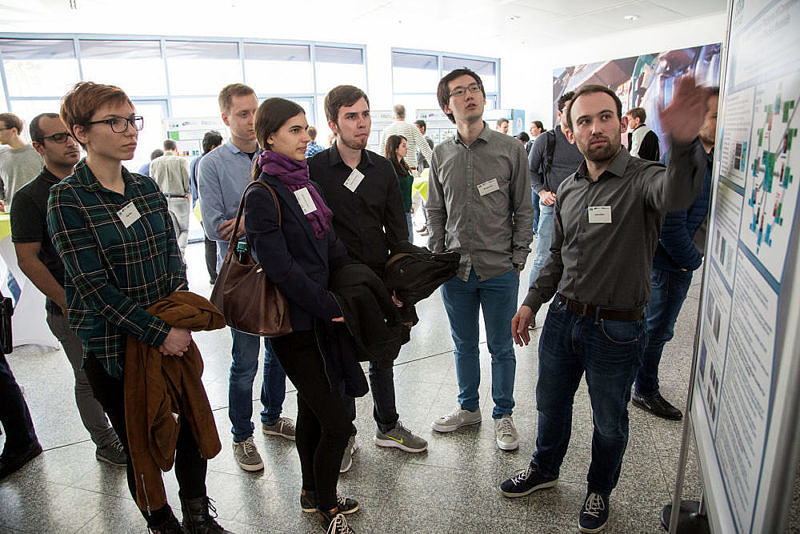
[
  {"x1": 38, "y1": 132, "x2": 74, "y2": 144},
  {"x1": 449, "y1": 84, "x2": 482, "y2": 98},
  {"x1": 87, "y1": 115, "x2": 144, "y2": 133}
]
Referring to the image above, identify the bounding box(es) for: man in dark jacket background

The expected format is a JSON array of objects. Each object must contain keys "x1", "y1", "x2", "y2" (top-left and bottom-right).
[{"x1": 632, "y1": 87, "x2": 719, "y2": 421}]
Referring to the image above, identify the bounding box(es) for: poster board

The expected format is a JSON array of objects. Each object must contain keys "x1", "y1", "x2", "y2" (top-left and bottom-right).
[{"x1": 691, "y1": 0, "x2": 800, "y2": 532}]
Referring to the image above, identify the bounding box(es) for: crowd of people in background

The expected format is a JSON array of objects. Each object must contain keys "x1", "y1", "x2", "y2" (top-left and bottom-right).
[{"x1": 0, "y1": 64, "x2": 719, "y2": 534}]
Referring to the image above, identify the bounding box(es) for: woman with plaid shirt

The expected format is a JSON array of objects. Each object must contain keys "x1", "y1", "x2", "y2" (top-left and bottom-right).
[{"x1": 47, "y1": 82, "x2": 231, "y2": 534}]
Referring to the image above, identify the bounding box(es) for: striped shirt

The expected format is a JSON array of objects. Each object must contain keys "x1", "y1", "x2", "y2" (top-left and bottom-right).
[
  {"x1": 379, "y1": 121, "x2": 433, "y2": 170},
  {"x1": 47, "y1": 159, "x2": 186, "y2": 378}
]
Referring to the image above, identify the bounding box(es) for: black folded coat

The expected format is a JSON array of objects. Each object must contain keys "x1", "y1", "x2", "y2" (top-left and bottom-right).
[
  {"x1": 329, "y1": 263, "x2": 408, "y2": 368},
  {"x1": 383, "y1": 248, "x2": 461, "y2": 305}
]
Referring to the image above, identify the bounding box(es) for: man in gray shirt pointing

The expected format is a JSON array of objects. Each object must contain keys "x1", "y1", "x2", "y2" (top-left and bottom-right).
[{"x1": 499, "y1": 78, "x2": 708, "y2": 533}]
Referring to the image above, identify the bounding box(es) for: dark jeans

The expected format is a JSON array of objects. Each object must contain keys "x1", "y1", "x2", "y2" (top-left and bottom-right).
[
  {"x1": 531, "y1": 187, "x2": 540, "y2": 235},
  {"x1": 271, "y1": 330, "x2": 351, "y2": 512},
  {"x1": 532, "y1": 297, "x2": 646, "y2": 495},
  {"x1": 83, "y1": 354, "x2": 207, "y2": 526},
  {"x1": 0, "y1": 353, "x2": 38, "y2": 453},
  {"x1": 635, "y1": 268, "x2": 693, "y2": 397},
  {"x1": 346, "y1": 362, "x2": 398, "y2": 434}
]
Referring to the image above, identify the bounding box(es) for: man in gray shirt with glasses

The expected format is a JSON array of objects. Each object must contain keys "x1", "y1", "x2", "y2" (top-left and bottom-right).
[{"x1": 427, "y1": 67, "x2": 533, "y2": 452}]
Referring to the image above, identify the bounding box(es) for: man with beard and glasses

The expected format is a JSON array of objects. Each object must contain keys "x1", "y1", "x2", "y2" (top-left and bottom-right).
[
  {"x1": 499, "y1": 78, "x2": 709, "y2": 533},
  {"x1": 308, "y1": 85, "x2": 428, "y2": 474}
]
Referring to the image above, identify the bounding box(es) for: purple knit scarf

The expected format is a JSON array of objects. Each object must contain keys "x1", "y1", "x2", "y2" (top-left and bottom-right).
[{"x1": 257, "y1": 150, "x2": 333, "y2": 239}]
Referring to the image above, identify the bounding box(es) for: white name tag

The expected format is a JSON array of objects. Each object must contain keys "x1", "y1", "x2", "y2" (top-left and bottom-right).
[
  {"x1": 294, "y1": 187, "x2": 317, "y2": 215},
  {"x1": 588, "y1": 206, "x2": 612, "y2": 224},
  {"x1": 117, "y1": 202, "x2": 141, "y2": 228},
  {"x1": 477, "y1": 178, "x2": 500, "y2": 196},
  {"x1": 343, "y1": 168, "x2": 365, "y2": 192}
]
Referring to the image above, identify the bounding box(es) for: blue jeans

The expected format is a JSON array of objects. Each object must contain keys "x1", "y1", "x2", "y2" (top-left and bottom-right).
[
  {"x1": 528, "y1": 200, "x2": 554, "y2": 289},
  {"x1": 405, "y1": 212, "x2": 414, "y2": 244},
  {"x1": 635, "y1": 268, "x2": 693, "y2": 398},
  {"x1": 440, "y1": 268, "x2": 518, "y2": 418},
  {"x1": 532, "y1": 296, "x2": 646, "y2": 495},
  {"x1": 229, "y1": 329, "x2": 287, "y2": 442},
  {"x1": 531, "y1": 187, "x2": 540, "y2": 235},
  {"x1": 0, "y1": 353, "x2": 38, "y2": 453}
]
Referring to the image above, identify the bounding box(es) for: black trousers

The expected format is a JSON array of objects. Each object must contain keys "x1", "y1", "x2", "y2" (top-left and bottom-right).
[
  {"x1": 271, "y1": 330, "x2": 351, "y2": 511},
  {"x1": 83, "y1": 354, "x2": 208, "y2": 525},
  {"x1": 0, "y1": 353, "x2": 38, "y2": 453}
]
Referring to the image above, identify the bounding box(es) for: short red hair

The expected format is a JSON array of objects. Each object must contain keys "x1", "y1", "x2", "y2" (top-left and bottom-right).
[{"x1": 60, "y1": 82, "x2": 132, "y2": 139}]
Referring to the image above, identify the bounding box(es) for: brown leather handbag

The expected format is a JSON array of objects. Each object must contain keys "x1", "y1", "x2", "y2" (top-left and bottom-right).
[{"x1": 210, "y1": 181, "x2": 292, "y2": 337}]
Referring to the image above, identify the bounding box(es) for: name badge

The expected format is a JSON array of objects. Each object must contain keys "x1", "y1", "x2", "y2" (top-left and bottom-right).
[
  {"x1": 294, "y1": 187, "x2": 317, "y2": 215},
  {"x1": 344, "y1": 168, "x2": 365, "y2": 192},
  {"x1": 588, "y1": 206, "x2": 612, "y2": 224},
  {"x1": 477, "y1": 178, "x2": 500, "y2": 196},
  {"x1": 117, "y1": 202, "x2": 141, "y2": 228}
]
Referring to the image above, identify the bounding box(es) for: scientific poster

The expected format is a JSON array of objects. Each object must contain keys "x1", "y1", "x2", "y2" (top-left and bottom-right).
[{"x1": 691, "y1": 0, "x2": 800, "y2": 533}]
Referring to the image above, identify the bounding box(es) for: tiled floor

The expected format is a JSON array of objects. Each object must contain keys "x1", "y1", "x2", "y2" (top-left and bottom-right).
[{"x1": 1, "y1": 240, "x2": 715, "y2": 533}]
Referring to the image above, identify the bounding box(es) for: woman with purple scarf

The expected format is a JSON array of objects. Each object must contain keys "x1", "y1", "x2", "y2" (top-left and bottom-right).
[{"x1": 242, "y1": 98, "x2": 360, "y2": 534}]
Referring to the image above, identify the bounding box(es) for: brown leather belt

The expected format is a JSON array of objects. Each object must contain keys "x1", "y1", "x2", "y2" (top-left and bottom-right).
[{"x1": 559, "y1": 294, "x2": 644, "y2": 322}]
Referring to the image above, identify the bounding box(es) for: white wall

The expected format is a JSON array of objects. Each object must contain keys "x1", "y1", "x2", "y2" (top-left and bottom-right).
[{"x1": 500, "y1": 12, "x2": 728, "y2": 130}]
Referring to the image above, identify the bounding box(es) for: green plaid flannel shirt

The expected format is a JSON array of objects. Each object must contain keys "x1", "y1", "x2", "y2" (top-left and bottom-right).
[{"x1": 47, "y1": 159, "x2": 186, "y2": 379}]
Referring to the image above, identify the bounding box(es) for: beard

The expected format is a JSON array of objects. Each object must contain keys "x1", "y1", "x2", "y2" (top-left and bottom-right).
[
  {"x1": 579, "y1": 133, "x2": 621, "y2": 163},
  {"x1": 339, "y1": 134, "x2": 368, "y2": 151}
]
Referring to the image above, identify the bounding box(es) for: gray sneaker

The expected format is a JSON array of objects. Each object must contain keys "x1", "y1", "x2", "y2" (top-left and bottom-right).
[
  {"x1": 262, "y1": 417, "x2": 296, "y2": 441},
  {"x1": 232, "y1": 436, "x2": 264, "y2": 472},
  {"x1": 374, "y1": 421, "x2": 428, "y2": 453},
  {"x1": 431, "y1": 407, "x2": 481, "y2": 433},
  {"x1": 494, "y1": 414, "x2": 519, "y2": 451},
  {"x1": 339, "y1": 435, "x2": 358, "y2": 473},
  {"x1": 95, "y1": 440, "x2": 127, "y2": 466}
]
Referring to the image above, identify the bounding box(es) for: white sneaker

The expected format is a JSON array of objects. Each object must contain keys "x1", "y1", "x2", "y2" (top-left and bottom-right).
[
  {"x1": 339, "y1": 435, "x2": 358, "y2": 473},
  {"x1": 431, "y1": 407, "x2": 482, "y2": 433},
  {"x1": 494, "y1": 415, "x2": 519, "y2": 451}
]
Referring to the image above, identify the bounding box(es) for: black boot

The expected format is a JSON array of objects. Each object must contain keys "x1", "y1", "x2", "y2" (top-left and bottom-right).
[
  {"x1": 180, "y1": 496, "x2": 232, "y2": 534},
  {"x1": 149, "y1": 513, "x2": 183, "y2": 534}
]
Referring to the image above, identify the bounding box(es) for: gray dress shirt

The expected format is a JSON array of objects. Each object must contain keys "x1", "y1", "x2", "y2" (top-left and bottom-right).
[
  {"x1": 522, "y1": 141, "x2": 706, "y2": 311},
  {"x1": 428, "y1": 123, "x2": 533, "y2": 281}
]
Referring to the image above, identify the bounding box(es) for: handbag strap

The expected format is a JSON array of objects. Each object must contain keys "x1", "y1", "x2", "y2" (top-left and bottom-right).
[{"x1": 225, "y1": 180, "x2": 282, "y2": 258}]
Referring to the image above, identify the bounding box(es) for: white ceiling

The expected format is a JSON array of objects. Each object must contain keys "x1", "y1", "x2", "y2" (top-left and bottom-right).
[{"x1": 0, "y1": 0, "x2": 726, "y2": 54}]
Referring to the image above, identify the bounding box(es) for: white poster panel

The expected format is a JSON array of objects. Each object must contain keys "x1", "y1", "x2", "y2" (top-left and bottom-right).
[{"x1": 691, "y1": 0, "x2": 800, "y2": 532}]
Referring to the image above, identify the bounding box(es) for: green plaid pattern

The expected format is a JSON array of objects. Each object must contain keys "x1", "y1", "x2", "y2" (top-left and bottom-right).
[{"x1": 47, "y1": 159, "x2": 186, "y2": 378}]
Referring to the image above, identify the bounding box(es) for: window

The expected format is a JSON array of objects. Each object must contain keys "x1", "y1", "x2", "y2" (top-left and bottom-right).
[
  {"x1": 166, "y1": 41, "x2": 242, "y2": 96},
  {"x1": 0, "y1": 39, "x2": 79, "y2": 98},
  {"x1": 245, "y1": 43, "x2": 312, "y2": 94},
  {"x1": 391, "y1": 49, "x2": 500, "y2": 127},
  {"x1": 315, "y1": 46, "x2": 366, "y2": 94},
  {"x1": 392, "y1": 52, "x2": 439, "y2": 94},
  {"x1": 80, "y1": 40, "x2": 166, "y2": 97}
]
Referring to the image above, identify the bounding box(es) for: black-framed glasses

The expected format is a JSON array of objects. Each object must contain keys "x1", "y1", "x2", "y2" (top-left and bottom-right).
[
  {"x1": 37, "y1": 132, "x2": 74, "y2": 144},
  {"x1": 449, "y1": 84, "x2": 482, "y2": 98},
  {"x1": 87, "y1": 115, "x2": 143, "y2": 133}
]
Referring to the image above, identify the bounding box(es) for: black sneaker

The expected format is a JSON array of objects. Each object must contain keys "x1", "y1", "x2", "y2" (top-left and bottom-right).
[
  {"x1": 579, "y1": 491, "x2": 610, "y2": 533},
  {"x1": 302, "y1": 490, "x2": 359, "y2": 515},
  {"x1": 499, "y1": 463, "x2": 558, "y2": 498},
  {"x1": 319, "y1": 510, "x2": 357, "y2": 533},
  {"x1": 0, "y1": 441, "x2": 43, "y2": 481}
]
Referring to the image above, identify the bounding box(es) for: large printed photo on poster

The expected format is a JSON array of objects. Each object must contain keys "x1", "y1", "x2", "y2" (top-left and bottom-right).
[{"x1": 553, "y1": 43, "x2": 721, "y2": 154}]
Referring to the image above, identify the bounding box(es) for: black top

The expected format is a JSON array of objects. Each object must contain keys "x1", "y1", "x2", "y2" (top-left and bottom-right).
[
  {"x1": 10, "y1": 167, "x2": 65, "y2": 304},
  {"x1": 307, "y1": 142, "x2": 408, "y2": 275}
]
